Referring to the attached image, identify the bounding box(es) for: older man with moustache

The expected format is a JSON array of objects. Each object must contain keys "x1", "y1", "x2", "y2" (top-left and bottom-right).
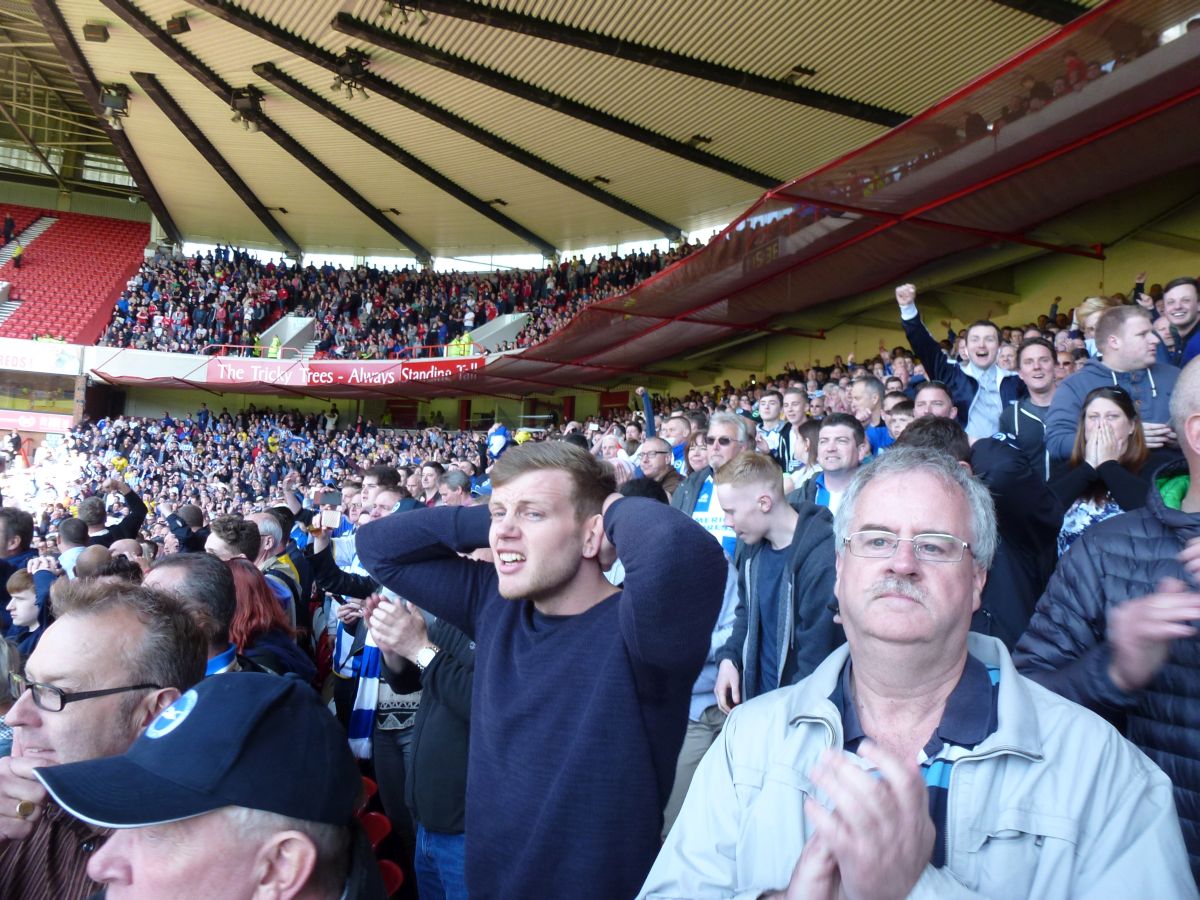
[{"x1": 640, "y1": 448, "x2": 1194, "y2": 899}]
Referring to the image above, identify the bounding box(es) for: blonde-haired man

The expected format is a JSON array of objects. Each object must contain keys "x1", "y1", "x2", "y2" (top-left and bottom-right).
[{"x1": 713, "y1": 452, "x2": 841, "y2": 714}]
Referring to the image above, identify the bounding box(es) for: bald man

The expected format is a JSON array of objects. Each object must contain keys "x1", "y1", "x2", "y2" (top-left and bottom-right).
[
  {"x1": 109, "y1": 539, "x2": 148, "y2": 573},
  {"x1": 72, "y1": 546, "x2": 112, "y2": 580},
  {"x1": 639, "y1": 437, "x2": 682, "y2": 498}
]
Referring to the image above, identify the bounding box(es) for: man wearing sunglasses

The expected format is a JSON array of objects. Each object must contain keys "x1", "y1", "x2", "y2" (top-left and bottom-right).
[
  {"x1": 0, "y1": 579, "x2": 206, "y2": 899},
  {"x1": 642, "y1": 448, "x2": 1193, "y2": 899},
  {"x1": 662, "y1": 411, "x2": 752, "y2": 835}
]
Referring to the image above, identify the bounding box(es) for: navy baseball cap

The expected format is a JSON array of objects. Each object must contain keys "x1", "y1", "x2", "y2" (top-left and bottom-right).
[{"x1": 36, "y1": 673, "x2": 360, "y2": 829}]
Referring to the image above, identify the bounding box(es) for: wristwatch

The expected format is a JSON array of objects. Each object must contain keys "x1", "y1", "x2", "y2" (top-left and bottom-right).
[{"x1": 414, "y1": 645, "x2": 441, "y2": 671}]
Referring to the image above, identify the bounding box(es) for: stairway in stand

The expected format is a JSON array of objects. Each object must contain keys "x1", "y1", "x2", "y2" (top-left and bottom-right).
[
  {"x1": 0, "y1": 216, "x2": 57, "y2": 265},
  {"x1": 0, "y1": 298, "x2": 20, "y2": 328}
]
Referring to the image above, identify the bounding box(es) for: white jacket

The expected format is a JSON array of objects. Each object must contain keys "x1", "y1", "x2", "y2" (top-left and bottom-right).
[{"x1": 639, "y1": 634, "x2": 1196, "y2": 900}]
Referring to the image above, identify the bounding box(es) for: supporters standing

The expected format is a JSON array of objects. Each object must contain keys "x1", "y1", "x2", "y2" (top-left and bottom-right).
[
  {"x1": 796, "y1": 413, "x2": 868, "y2": 513},
  {"x1": 1043, "y1": 305, "x2": 1179, "y2": 461},
  {"x1": 663, "y1": 412, "x2": 749, "y2": 834},
  {"x1": 1051, "y1": 386, "x2": 1151, "y2": 555},
  {"x1": 713, "y1": 452, "x2": 840, "y2": 712},
  {"x1": 848, "y1": 376, "x2": 893, "y2": 454},
  {"x1": 1164, "y1": 277, "x2": 1200, "y2": 367},
  {"x1": 1015, "y1": 357, "x2": 1200, "y2": 879},
  {"x1": 366, "y1": 594, "x2": 475, "y2": 900},
  {"x1": 77, "y1": 477, "x2": 146, "y2": 549},
  {"x1": 637, "y1": 437, "x2": 682, "y2": 499},
  {"x1": 896, "y1": 284, "x2": 1022, "y2": 437},
  {"x1": 998, "y1": 337, "x2": 1059, "y2": 480}
]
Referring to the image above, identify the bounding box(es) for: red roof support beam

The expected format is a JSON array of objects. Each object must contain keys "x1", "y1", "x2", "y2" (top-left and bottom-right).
[
  {"x1": 585, "y1": 304, "x2": 826, "y2": 338},
  {"x1": 773, "y1": 194, "x2": 1104, "y2": 259},
  {"x1": 570, "y1": 79, "x2": 1200, "y2": 366}
]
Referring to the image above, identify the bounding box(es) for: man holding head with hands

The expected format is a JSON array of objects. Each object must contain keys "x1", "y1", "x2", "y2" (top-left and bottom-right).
[{"x1": 358, "y1": 441, "x2": 726, "y2": 900}]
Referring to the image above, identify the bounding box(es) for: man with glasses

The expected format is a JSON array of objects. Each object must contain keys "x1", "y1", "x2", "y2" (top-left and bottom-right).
[
  {"x1": 672, "y1": 412, "x2": 753, "y2": 557},
  {"x1": 662, "y1": 412, "x2": 749, "y2": 834},
  {"x1": 641, "y1": 447, "x2": 1194, "y2": 899},
  {"x1": 638, "y1": 437, "x2": 682, "y2": 499},
  {"x1": 0, "y1": 578, "x2": 206, "y2": 898}
]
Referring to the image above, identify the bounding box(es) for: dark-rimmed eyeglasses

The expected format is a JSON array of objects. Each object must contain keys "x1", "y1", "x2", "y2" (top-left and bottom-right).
[
  {"x1": 640, "y1": 450, "x2": 670, "y2": 458},
  {"x1": 844, "y1": 530, "x2": 971, "y2": 563},
  {"x1": 10, "y1": 673, "x2": 162, "y2": 713}
]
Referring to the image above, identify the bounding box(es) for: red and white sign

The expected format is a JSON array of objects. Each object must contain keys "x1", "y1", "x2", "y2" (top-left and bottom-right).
[
  {"x1": 307, "y1": 357, "x2": 485, "y2": 386},
  {"x1": 0, "y1": 339, "x2": 81, "y2": 376},
  {"x1": 0, "y1": 410, "x2": 73, "y2": 433},
  {"x1": 205, "y1": 357, "x2": 308, "y2": 387},
  {"x1": 205, "y1": 355, "x2": 485, "y2": 388}
]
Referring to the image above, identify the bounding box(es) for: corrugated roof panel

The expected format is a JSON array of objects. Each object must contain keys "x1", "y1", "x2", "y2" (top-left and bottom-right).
[{"x1": 48, "y1": 0, "x2": 1118, "y2": 257}]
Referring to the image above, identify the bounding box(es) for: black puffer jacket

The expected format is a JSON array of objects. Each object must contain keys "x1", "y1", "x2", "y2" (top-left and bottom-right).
[{"x1": 1014, "y1": 459, "x2": 1200, "y2": 877}]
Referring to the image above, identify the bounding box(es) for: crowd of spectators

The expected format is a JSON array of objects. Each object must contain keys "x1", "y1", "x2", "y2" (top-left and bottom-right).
[
  {"x1": 3, "y1": 266, "x2": 1200, "y2": 897},
  {"x1": 98, "y1": 240, "x2": 700, "y2": 360}
]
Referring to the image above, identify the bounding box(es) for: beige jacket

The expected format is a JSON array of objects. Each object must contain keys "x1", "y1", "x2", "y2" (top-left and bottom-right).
[{"x1": 639, "y1": 634, "x2": 1196, "y2": 900}]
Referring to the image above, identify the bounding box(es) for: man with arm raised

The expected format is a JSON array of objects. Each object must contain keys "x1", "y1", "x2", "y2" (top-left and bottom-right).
[{"x1": 357, "y1": 441, "x2": 726, "y2": 900}]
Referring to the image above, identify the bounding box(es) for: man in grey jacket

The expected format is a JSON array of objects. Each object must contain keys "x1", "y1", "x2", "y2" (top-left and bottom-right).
[
  {"x1": 640, "y1": 447, "x2": 1193, "y2": 900},
  {"x1": 1043, "y1": 304, "x2": 1179, "y2": 461}
]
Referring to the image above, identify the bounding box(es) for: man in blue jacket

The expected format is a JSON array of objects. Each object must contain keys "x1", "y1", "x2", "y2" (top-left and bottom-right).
[{"x1": 357, "y1": 441, "x2": 726, "y2": 900}]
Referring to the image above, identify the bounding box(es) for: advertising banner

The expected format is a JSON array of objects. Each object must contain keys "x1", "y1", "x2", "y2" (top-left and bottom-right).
[
  {"x1": 204, "y1": 355, "x2": 485, "y2": 389},
  {"x1": 0, "y1": 410, "x2": 74, "y2": 433}
]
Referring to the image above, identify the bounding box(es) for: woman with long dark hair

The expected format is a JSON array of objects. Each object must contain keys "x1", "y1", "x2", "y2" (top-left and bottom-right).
[
  {"x1": 227, "y1": 558, "x2": 315, "y2": 682},
  {"x1": 684, "y1": 430, "x2": 709, "y2": 475},
  {"x1": 1052, "y1": 386, "x2": 1151, "y2": 556}
]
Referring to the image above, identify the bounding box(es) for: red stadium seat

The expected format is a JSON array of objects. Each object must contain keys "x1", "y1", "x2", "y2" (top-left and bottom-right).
[
  {"x1": 357, "y1": 776, "x2": 378, "y2": 815},
  {"x1": 377, "y1": 860, "x2": 404, "y2": 897},
  {"x1": 360, "y1": 811, "x2": 391, "y2": 850},
  {"x1": 0, "y1": 204, "x2": 149, "y2": 344}
]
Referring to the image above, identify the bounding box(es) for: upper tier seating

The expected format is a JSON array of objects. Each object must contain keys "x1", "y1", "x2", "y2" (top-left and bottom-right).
[{"x1": 0, "y1": 211, "x2": 149, "y2": 343}]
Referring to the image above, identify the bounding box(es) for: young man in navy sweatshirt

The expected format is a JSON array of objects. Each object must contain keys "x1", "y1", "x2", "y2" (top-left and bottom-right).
[{"x1": 357, "y1": 441, "x2": 726, "y2": 900}]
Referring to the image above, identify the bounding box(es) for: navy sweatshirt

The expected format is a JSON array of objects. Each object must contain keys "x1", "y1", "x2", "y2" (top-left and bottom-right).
[{"x1": 356, "y1": 497, "x2": 726, "y2": 900}]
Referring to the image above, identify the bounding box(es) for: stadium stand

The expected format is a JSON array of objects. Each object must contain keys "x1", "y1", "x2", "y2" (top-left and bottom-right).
[
  {"x1": 0, "y1": 209, "x2": 149, "y2": 343},
  {"x1": 0, "y1": 204, "x2": 42, "y2": 245}
]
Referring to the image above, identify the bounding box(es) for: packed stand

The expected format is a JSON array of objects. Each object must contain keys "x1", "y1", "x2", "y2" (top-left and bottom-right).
[
  {"x1": 3, "y1": 263, "x2": 1200, "y2": 896},
  {"x1": 98, "y1": 241, "x2": 700, "y2": 359}
]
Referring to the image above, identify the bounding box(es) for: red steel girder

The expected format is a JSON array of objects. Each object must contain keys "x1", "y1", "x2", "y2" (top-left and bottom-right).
[{"x1": 567, "y1": 79, "x2": 1200, "y2": 368}]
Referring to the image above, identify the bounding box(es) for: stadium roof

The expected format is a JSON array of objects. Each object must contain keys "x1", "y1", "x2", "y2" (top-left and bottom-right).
[{"x1": 6, "y1": 0, "x2": 1102, "y2": 259}]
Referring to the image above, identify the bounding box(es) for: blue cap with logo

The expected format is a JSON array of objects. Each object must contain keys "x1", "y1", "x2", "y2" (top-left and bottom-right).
[{"x1": 36, "y1": 673, "x2": 360, "y2": 829}]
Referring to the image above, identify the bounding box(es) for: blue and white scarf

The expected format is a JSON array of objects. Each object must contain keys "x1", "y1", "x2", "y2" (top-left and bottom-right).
[{"x1": 346, "y1": 629, "x2": 380, "y2": 760}]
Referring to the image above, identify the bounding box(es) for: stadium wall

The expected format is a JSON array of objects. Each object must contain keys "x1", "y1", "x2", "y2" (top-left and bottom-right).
[{"x1": 0, "y1": 178, "x2": 152, "y2": 224}]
